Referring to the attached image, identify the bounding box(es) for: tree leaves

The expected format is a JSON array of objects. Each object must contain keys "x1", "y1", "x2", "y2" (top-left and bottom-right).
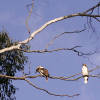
[{"x1": 0, "y1": 31, "x2": 28, "y2": 100}]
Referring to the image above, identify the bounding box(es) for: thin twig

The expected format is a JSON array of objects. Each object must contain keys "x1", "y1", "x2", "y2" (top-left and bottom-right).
[
  {"x1": 49, "y1": 76, "x2": 82, "y2": 81},
  {"x1": 93, "y1": 17, "x2": 100, "y2": 22},
  {"x1": 89, "y1": 74, "x2": 100, "y2": 78},
  {"x1": 25, "y1": 0, "x2": 34, "y2": 34},
  {"x1": 83, "y1": 2, "x2": 100, "y2": 14},
  {"x1": 89, "y1": 66, "x2": 100, "y2": 72},
  {"x1": 45, "y1": 28, "x2": 86, "y2": 49}
]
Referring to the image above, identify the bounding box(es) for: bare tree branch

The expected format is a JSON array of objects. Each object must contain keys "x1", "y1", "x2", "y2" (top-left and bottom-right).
[
  {"x1": 89, "y1": 74, "x2": 100, "y2": 78},
  {"x1": 0, "y1": 74, "x2": 79, "y2": 97},
  {"x1": 83, "y1": 2, "x2": 100, "y2": 31},
  {"x1": 83, "y1": 2, "x2": 100, "y2": 14},
  {"x1": 87, "y1": 16, "x2": 95, "y2": 32},
  {"x1": 49, "y1": 66, "x2": 100, "y2": 81},
  {"x1": 0, "y1": 74, "x2": 83, "y2": 81},
  {"x1": 0, "y1": 74, "x2": 41, "y2": 80},
  {"x1": 19, "y1": 46, "x2": 81, "y2": 53},
  {"x1": 45, "y1": 28, "x2": 86, "y2": 49},
  {"x1": 0, "y1": 65, "x2": 99, "y2": 98},
  {"x1": 49, "y1": 76, "x2": 82, "y2": 81},
  {"x1": 0, "y1": 2, "x2": 100, "y2": 53},
  {"x1": 0, "y1": 66, "x2": 99, "y2": 81},
  {"x1": 93, "y1": 17, "x2": 100, "y2": 22},
  {"x1": 0, "y1": 44, "x2": 21, "y2": 54},
  {"x1": 25, "y1": 0, "x2": 34, "y2": 34},
  {"x1": 18, "y1": 46, "x2": 96, "y2": 56},
  {"x1": 24, "y1": 79, "x2": 80, "y2": 97}
]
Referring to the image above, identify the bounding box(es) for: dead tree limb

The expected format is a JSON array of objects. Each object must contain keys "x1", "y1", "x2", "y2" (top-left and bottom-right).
[
  {"x1": 24, "y1": 79, "x2": 80, "y2": 97},
  {"x1": 45, "y1": 28, "x2": 86, "y2": 49},
  {"x1": 0, "y1": 2, "x2": 100, "y2": 54},
  {"x1": 19, "y1": 46, "x2": 96, "y2": 56}
]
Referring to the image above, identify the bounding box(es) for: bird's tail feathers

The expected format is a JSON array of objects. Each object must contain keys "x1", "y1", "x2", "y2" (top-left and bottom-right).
[{"x1": 84, "y1": 76, "x2": 88, "y2": 84}]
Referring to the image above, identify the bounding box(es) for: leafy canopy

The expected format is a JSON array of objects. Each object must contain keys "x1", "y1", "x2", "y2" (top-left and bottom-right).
[{"x1": 0, "y1": 31, "x2": 28, "y2": 100}]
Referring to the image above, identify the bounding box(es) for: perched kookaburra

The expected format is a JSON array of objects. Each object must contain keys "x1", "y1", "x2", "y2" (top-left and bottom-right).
[
  {"x1": 36, "y1": 66, "x2": 49, "y2": 81},
  {"x1": 82, "y1": 64, "x2": 89, "y2": 84}
]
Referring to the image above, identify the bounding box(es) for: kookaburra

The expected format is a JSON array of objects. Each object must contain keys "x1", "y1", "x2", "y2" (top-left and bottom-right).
[
  {"x1": 36, "y1": 66, "x2": 49, "y2": 81},
  {"x1": 82, "y1": 64, "x2": 89, "y2": 84}
]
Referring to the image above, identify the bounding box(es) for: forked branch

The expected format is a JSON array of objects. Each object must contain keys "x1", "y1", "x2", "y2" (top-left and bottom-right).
[
  {"x1": 0, "y1": 2, "x2": 100, "y2": 54},
  {"x1": 25, "y1": 79, "x2": 80, "y2": 97}
]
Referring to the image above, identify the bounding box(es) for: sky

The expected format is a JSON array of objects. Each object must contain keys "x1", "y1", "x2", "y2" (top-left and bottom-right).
[{"x1": 0, "y1": 0, "x2": 100, "y2": 100}]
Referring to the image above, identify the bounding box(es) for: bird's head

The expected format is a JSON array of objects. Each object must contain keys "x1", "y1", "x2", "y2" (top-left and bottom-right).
[
  {"x1": 83, "y1": 64, "x2": 87, "y2": 66},
  {"x1": 35, "y1": 66, "x2": 44, "y2": 73}
]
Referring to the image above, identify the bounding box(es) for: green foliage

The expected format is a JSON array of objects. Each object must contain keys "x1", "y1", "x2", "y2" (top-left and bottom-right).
[{"x1": 0, "y1": 31, "x2": 28, "y2": 100}]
